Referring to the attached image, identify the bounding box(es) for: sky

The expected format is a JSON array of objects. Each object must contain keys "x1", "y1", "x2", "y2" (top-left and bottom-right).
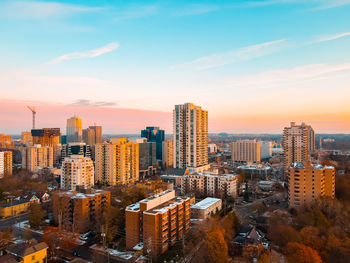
[{"x1": 0, "y1": 0, "x2": 349, "y2": 134}]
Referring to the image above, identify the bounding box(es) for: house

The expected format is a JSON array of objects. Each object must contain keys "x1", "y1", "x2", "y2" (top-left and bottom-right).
[
  {"x1": 233, "y1": 225, "x2": 268, "y2": 248},
  {"x1": 27, "y1": 195, "x2": 40, "y2": 205},
  {"x1": 6, "y1": 242, "x2": 48, "y2": 263},
  {"x1": 37, "y1": 192, "x2": 50, "y2": 203}
]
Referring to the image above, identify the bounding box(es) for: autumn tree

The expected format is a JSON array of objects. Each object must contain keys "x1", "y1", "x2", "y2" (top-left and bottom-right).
[
  {"x1": 204, "y1": 228, "x2": 229, "y2": 263},
  {"x1": 285, "y1": 242, "x2": 322, "y2": 263},
  {"x1": 268, "y1": 225, "x2": 301, "y2": 247},
  {"x1": 28, "y1": 203, "x2": 46, "y2": 229}
]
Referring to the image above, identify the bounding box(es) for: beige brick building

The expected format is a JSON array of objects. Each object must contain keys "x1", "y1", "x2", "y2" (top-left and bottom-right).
[
  {"x1": 173, "y1": 103, "x2": 208, "y2": 169},
  {"x1": 21, "y1": 144, "x2": 53, "y2": 172},
  {"x1": 0, "y1": 151, "x2": 12, "y2": 177},
  {"x1": 288, "y1": 161, "x2": 335, "y2": 207},
  {"x1": 232, "y1": 139, "x2": 261, "y2": 163},
  {"x1": 95, "y1": 138, "x2": 139, "y2": 185},
  {"x1": 162, "y1": 139, "x2": 173, "y2": 168}
]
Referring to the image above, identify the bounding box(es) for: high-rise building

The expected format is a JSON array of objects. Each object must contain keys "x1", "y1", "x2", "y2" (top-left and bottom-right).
[
  {"x1": 82, "y1": 128, "x2": 95, "y2": 146},
  {"x1": 66, "y1": 116, "x2": 82, "y2": 143},
  {"x1": 21, "y1": 145, "x2": 53, "y2": 172},
  {"x1": 173, "y1": 103, "x2": 208, "y2": 169},
  {"x1": 89, "y1": 125, "x2": 102, "y2": 144},
  {"x1": 125, "y1": 190, "x2": 190, "y2": 257},
  {"x1": 31, "y1": 128, "x2": 60, "y2": 147},
  {"x1": 60, "y1": 155, "x2": 94, "y2": 190},
  {"x1": 283, "y1": 122, "x2": 315, "y2": 171},
  {"x1": 232, "y1": 140, "x2": 261, "y2": 163},
  {"x1": 21, "y1": 131, "x2": 33, "y2": 146},
  {"x1": 0, "y1": 151, "x2": 13, "y2": 177},
  {"x1": 162, "y1": 139, "x2": 173, "y2": 168},
  {"x1": 53, "y1": 187, "x2": 110, "y2": 233},
  {"x1": 288, "y1": 161, "x2": 335, "y2": 207},
  {"x1": 141, "y1": 127, "x2": 165, "y2": 161},
  {"x1": 139, "y1": 141, "x2": 157, "y2": 177},
  {"x1": 259, "y1": 141, "x2": 272, "y2": 160},
  {"x1": 95, "y1": 139, "x2": 139, "y2": 185},
  {"x1": 60, "y1": 142, "x2": 91, "y2": 164}
]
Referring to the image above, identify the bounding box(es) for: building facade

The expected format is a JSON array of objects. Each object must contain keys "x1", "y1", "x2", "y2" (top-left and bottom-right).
[
  {"x1": 181, "y1": 173, "x2": 237, "y2": 198},
  {"x1": 66, "y1": 116, "x2": 82, "y2": 143},
  {"x1": 61, "y1": 155, "x2": 94, "y2": 190},
  {"x1": 82, "y1": 128, "x2": 96, "y2": 146},
  {"x1": 52, "y1": 188, "x2": 111, "y2": 233},
  {"x1": 173, "y1": 103, "x2": 208, "y2": 169},
  {"x1": 21, "y1": 131, "x2": 33, "y2": 146},
  {"x1": 232, "y1": 140, "x2": 261, "y2": 163},
  {"x1": 60, "y1": 142, "x2": 92, "y2": 164},
  {"x1": 31, "y1": 128, "x2": 60, "y2": 147},
  {"x1": 89, "y1": 125, "x2": 103, "y2": 144},
  {"x1": 283, "y1": 122, "x2": 315, "y2": 171},
  {"x1": 162, "y1": 139, "x2": 173, "y2": 168},
  {"x1": 139, "y1": 141, "x2": 157, "y2": 178},
  {"x1": 191, "y1": 197, "x2": 222, "y2": 219},
  {"x1": 21, "y1": 145, "x2": 53, "y2": 172},
  {"x1": 95, "y1": 139, "x2": 139, "y2": 185},
  {"x1": 288, "y1": 161, "x2": 335, "y2": 207},
  {"x1": 125, "y1": 190, "x2": 190, "y2": 257},
  {"x1": 0, "y1": 151, "x2": 12, "y2": 177},
  {"x1": 141, "y1": 126, "x2": 165, "y2": 161},
  {"x1": 259, "y1": 141, "x2": 272, "y2": 160}
]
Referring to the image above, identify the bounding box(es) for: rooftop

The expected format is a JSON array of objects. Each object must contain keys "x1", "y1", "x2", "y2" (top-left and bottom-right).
[
  {"x1": 291, "y1": 162, "x2": 334, "y2": 170},
  {"x1": 144, "y1": 196, "x2": 189, "y2": 215},
  {"x1": 191, "y1": 197, "x2": 221, "y2": 210}
]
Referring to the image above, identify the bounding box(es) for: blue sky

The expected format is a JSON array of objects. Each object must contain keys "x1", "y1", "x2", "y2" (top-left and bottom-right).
[{"x1": 0, "y1": 0, "x2": 349, "y2": 133}]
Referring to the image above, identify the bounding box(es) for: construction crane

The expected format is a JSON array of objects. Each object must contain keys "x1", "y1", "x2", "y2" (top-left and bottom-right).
[{"x1": 27, "y1": 106, "x2": 36, "y2": 129}]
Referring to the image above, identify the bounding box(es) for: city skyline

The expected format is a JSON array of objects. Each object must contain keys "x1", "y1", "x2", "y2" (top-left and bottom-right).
[{"x1": 1, "y1": 0, "x2": 349, "y2": 134}]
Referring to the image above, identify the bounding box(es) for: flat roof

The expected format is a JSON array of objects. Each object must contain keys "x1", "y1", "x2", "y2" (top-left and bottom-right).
[
  {"x1": 191, "y1": 197, "x2": 221, "y2": 210},
  {"x1": 143, "y1": 196, "x2": 189, "y2": 215}
]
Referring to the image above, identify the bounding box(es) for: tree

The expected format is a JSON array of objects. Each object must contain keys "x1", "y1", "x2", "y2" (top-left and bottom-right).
[
  {"x1": 268, "y1": 225, "x2": 301, "y2": 247},
  {"x1": 0, "y1": 228, "x2": 14, "y2": 250},
  {"x1": 28, "y1": 203, "x2": 46, "y2": 229},
  {"x1": 237, "y1": 173, "x2": 246, "y2": 183},
  {"x1": 285, "y1": 242, "x2": 322, "y2": 263},
  {"x1": 204, "y1": 228, "x2": 229, "y2": 263},
  {"x1": 299, "y1": 226, "x2": 325, "y2": 252}
]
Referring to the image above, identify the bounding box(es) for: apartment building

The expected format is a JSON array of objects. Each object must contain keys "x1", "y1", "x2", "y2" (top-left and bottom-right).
[
  {"x1": 162, "y1": 139, "x2": 173, "y2": 168},
  {"x1": 21, "y1": 144, "x2": 53, "y2": 172},
  {"x1": 288, "y1": 161, "x2": 335, "y2": 207},
  {"x1": 52, "y1": 187, "x2": 111, "y2": 233},
  {"x1": 181, "y1": 173, "x2": 237, "y2": 198},
  {"x1": 61, "y1": 155, "x2": 94, "y2": 190},
  {"x1": 232, "y1": 139, "x2": 261, "y2": 163},
  {"x1": 125, "y1": 190, "x2": 190, "y2": 257},
  {"x1": 0, "y1": 151, "x2": 12, "y2": 178},
  {"x1": 283, "y1": 122, "x2": 315, "y2": 171},
  {"x1": 66, "y1": 116, "x2": 82, "y2": 143},
  {"x1": 173, "y1": 103, "x2": 208, "y2": 169},
  {"x1": 191, "y1": 197, "x2": 222, "y2": 219},
  {"x1": 95, "y1": 139, "x2": 139, "y2": 185}
]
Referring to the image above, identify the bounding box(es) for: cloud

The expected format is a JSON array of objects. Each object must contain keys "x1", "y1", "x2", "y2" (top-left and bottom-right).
[
  {"x1": 242, "y1": 0, "x2": 350, "y2": 10},
  {"x1": 172, "y1": 39, "x2": 287, "y2": 70},
  {"x1": 173, "y1": 4, "x2": 219, "y2": 16},
  {"x1": 66, "y1": 99, "x2": 118, "y2": 107},
  {"x1": 226, "y1": 62, "x2": 350, "y2": 88},
  {"x1": 0, "y1": 1, "x2": 101, "y2": 20},
  {"x1": 316, "y1": 32, "x2": 350, "y2": 43},
  {"x1": 48, "y1": 42, "x2": 119, "y2": 64}
]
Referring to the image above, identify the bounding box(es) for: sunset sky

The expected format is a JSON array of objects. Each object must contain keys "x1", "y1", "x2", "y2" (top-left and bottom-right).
[{"x1": 0, "y1": 0, "x2": 349, "y2": 134}]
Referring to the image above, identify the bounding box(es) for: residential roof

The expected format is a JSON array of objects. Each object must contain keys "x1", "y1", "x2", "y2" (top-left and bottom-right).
[
  {"x1": 7, "y1": 242, "x2": 48, "y2": 258},
  {"x1": 191, "y1": 197, "x2": 221, "y2": 210},
  {"x1": 0, "y1": 254, "x2": 17, "y2": 263},
  {"x1": 0, "y1": 199, "x2": 29, "y2": 208},
  {"x1": 165, "y1": 168, "x2": 187, "y2": 176}
]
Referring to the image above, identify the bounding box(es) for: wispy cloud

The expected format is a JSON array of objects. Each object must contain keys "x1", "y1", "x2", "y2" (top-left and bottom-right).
[
  {"x1": 48, "y1": 42, "x2": 119, "y2": 64},
  {"x1": 113, "y1": 5, "x2": 158, "y2": 21},
  {"x1": 0, "y1": 1, "x2": 101, "y2": 20},
  {"x1": 242, "y1": 0, "x2": 350, "y2": 10},
  {"x1": 66, "y1": 99, "x2": 117, "y2": 107},
  {"x1": 173, "y1": 4, "x2": 219, "y2": 16},
  {"x1": 316, "y1": 32, "x2": 350, "y2": 43},
  {"x1": 172, "y1": 39, "x2": 287, "y2": 70},
  {"x1": 226, "y1": 62, "x2": 350, "y2": 88}
]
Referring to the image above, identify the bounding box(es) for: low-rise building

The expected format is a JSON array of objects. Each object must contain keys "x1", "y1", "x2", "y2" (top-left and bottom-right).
[
  {"x1": 0, "y1": 200, "x2": 30, "y2": 218},
  {"x1": 181, "y1": 173, "x2": 237, "y2": 198},
  {"x1": 7, "y1": 241, "x2": 48, "y2": 263},
  {"x1": 125, "y1": 190, "x2": 190, "y2": 257},
  {"x1": 191, "y1": 197, "x2": 222, "y2": 219}
]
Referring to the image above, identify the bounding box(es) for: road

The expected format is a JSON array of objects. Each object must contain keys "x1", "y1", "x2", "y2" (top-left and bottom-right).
[{"x1": 0, "y1": 213, "x2": 29, "y2": 230}]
